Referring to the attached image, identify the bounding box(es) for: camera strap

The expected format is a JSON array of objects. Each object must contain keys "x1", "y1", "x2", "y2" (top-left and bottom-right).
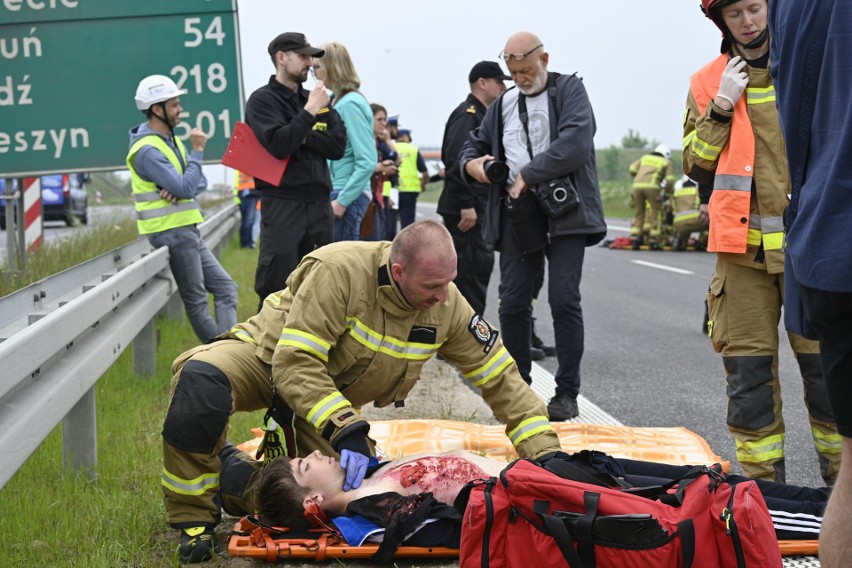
[{"x1": 517, "y1": 72, "x2": 559, "y2": 161}]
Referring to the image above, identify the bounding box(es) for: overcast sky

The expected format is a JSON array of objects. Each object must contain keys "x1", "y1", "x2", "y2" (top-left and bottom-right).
[{"x1": 234, "y1": 0, "x2": 723, "y2": 152}]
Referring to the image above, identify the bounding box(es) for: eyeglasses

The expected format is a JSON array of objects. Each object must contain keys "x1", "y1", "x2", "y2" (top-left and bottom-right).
[{"x1": 500, "y1": 44, "x2": 543, "y2": 62}]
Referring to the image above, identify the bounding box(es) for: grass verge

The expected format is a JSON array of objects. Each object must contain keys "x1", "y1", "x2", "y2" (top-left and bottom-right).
[{"x1": 0, "y1": 234, "x2": 264, "y2": 567}]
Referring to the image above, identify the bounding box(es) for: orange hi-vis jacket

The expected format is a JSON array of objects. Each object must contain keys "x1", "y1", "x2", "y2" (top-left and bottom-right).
[
  {"x1": 684, "y1": 52, "x2": 789, "y2": 273},
  {"x1": 690, "y1": 56, "x2": 753, "y2": 254}
]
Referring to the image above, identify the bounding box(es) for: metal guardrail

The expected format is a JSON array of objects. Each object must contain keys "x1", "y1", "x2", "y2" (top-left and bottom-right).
[{"x1": 0, "y1": 204, "x2": 239, "y2": 489}]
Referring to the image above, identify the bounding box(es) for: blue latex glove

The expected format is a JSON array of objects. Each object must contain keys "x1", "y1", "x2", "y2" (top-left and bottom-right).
[{"x1": 340, "y1": 449, "x2": 370, "y2": 491}]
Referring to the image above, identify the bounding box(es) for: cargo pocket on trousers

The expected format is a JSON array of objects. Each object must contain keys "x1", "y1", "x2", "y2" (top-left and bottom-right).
[{"x1": 707, "y1": 273, "x2": 727, "y2": 353}]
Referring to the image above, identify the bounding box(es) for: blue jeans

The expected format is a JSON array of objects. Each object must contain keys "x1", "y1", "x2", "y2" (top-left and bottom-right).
[
  {"x1": 498, "y1": 223, "x2": 586, "y2": 397},
  {"x1": 149, "y1": 225, "x2": 238, "y2": 344},
  {"x1": 331, "y1": 190, "x2": 371, "y2": 242},
  {"x1": 238, "y1": 194, "x2": 259, "y2": 247}
]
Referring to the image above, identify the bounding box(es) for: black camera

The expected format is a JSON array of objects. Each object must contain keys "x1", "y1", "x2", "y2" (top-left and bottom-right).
[
  {"x1": 533, "y1": 176, "x2": 581, "y2": 219},
  {"x1": 483, "y1": 160, "x2": 509, "y2": 184}
]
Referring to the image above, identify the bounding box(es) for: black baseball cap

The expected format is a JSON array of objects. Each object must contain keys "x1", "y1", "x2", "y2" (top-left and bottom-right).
[
  {"x1": 469, "y1": 61, "x2": 511, "y2": 82},
  {"x1": 267, "y1": 32, "x2": 325, "y2": 57}
]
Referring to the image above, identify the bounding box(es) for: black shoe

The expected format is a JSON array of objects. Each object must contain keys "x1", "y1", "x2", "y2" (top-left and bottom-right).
[
  {"x1": 530, "y1": 346, "x2": 546, "y2": 361},
  {"x1": 531, "y1": 331, "x2": 556, "y2": 357},
  {"x1": 547, "y1": 393, "x2": 579, "y2": 421},
  {"x1": 178, "y1": 526, "x2": 217, "y2": 563},
  {"x1": 631, "y1": 236, "x2": 643, "y2": 251}
]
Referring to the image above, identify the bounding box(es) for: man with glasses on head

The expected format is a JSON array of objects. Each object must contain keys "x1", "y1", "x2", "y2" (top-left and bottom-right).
[
  {"x1": 245, "y1": 32, "x2": 347, "y2": 312},
  {"x1": 460, "y1": 32, "x2": 606, "y2": 421}
]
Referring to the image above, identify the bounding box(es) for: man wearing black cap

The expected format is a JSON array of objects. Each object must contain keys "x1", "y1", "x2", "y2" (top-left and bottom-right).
[
  {"x1": 437, "y1": 61, "x2": 509, "y2": 316},
  {"x1": 245, "y1": 32, "x2": 347, "y2": 312}
]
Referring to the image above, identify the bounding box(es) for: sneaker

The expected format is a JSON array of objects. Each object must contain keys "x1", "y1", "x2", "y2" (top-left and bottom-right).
[
  {"x1": 530, "y1": 346, "x2": 546, "y2": 361},
  {"x1": 547, "y1": 393, "x2": 579, "y2": 421},
  {"x1": 178, "y1": 526, "x2": 217, "y2": 563}
]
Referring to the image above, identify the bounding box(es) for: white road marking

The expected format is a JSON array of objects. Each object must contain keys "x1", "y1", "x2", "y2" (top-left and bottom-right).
[
  {"x1": 529, "y1": 362, "x2": 622, "y2": 425},
  {"x1": 607, "y1": 224, "x2": 632, "y2": 233},
  {"x1": 631, "y1": 260, "x2": 694, "y2": 275}
]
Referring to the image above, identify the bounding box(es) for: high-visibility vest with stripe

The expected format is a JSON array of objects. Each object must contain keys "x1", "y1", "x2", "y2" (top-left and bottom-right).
[
  {"x1": 127, "y1": 135, "x2": 203, "y2": 235},
  {"x1": 672, "y1": 184, "x2": 700, "y2": 224},
  {"x1": 395, "y1": 141, "x2": 422, "y2": 193},
  {"x1": 690, "y1": 55, "x2": 754, "y2": 254}
]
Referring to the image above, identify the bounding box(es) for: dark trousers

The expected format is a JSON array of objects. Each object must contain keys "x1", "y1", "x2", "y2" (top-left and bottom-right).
[
  {"x1": 383, "y1": 196, "x2": 399, "y2": 240},
  {"x1": 398, "y1": 192, "x2": 419, "y2": 229},
  {"x1": 800, "y1": 285, "x2": 852, "y2": 437},
  {"x1": 238, "y1": 194, "x2": 259, "y2": 247},
  {"x1": 498, "y1": 222, "x2": 586, "y2": 397},
  {"x1": 442, "y1": 214, "x2": 494, "y2": 315},
  {"x1": 254, "y1": 196, "x2": 333, "y2": 311}
]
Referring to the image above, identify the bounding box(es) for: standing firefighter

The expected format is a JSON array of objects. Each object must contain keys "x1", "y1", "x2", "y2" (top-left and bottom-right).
[
  {"x1": 683, "y1": 0, "x2": 840, "y2": 483},
  {"x1": 629, "y1": 144, "x2": 671, "y2": 250}
]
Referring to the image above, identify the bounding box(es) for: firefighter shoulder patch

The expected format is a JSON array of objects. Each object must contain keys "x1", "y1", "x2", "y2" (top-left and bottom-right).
[{"x1": 468, "y1": 314, "x2": 498, "y2": 354}]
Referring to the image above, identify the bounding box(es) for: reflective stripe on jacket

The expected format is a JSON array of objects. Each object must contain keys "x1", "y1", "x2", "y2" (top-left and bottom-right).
[{"x1": 127, "y1": 135, "x2": 203, "y2": 235}]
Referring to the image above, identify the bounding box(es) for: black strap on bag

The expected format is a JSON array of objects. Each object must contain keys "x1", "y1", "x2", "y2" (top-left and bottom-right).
[{"x1": 534, "y1": 500, "x2": 587, "y2": 568}]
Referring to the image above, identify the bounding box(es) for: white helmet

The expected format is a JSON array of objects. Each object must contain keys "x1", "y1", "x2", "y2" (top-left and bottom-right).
[
  {"x1": 134, "y1": 75, "x2": 186, "y2": 111},
  {"x1": 654, "y1": 144, "x2": 671, "y2": 160}
]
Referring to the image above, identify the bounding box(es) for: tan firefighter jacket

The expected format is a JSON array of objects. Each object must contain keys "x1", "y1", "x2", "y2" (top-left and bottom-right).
[{"x1": 228, "y1": 241, "x2": 560, "y2": 459}]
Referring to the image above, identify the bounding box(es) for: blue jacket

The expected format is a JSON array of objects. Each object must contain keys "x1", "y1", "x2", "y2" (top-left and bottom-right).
[{"x1": 770, "y1": 0, "x2": 852, "y2": 336}]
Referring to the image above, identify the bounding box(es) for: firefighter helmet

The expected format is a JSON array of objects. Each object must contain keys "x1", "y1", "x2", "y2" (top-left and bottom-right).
[{"x1": 654, "y1": 144, "x2": 671, "y2": 160}]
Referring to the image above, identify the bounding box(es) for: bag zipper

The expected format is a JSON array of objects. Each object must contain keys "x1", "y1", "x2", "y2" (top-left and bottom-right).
[{"x1": 720, "y1": 489, "x2": 746, "y2": 568}]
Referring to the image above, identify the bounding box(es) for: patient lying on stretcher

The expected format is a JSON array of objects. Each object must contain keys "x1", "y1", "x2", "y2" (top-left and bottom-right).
[
  {"x1": 253, "y1": 449, "x2": 502, "y2": 530},
  {"x1": 251, "y1": 448, "x2": 829, "y2": 545}
]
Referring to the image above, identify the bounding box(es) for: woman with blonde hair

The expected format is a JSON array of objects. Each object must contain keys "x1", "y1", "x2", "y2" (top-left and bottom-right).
[{"x1": 313, "y1": 42, "x2": 375, "y2": 241}]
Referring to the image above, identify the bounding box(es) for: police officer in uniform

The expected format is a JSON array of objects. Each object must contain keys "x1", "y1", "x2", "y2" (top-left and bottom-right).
[
  {"x1": 127, "y1": 75, "x2": 237, "y2": 345},
  {"x1": 160, "y1": 220, "x2": 560, "y2": 562},
  {"x1": 437, "y1": 61, "x2": 509, "y2": 315}
]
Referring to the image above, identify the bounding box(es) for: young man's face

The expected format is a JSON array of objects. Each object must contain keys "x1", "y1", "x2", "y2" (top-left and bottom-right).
[
  {"x1": 280, "y1": 51, "x2": 312, "y2": 84},
  {"x1": 160, "y1": 97, "x2": 183, "y2": 127},
  {"x1": 290, "y1": 450, "x2": 346, "y2": 502},
  {"x1": 720, "y1": 0, "x2": 768, "y2": 45}
]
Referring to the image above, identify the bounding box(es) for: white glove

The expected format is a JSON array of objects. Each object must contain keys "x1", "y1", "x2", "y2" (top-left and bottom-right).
[{"x1": 716, "y1": 56, "x2": 749, "y2": 110}]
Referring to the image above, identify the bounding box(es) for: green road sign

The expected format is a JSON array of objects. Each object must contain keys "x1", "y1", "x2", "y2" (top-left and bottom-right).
[{"x1": 0, "y1": 0, "x2": 243, "y2": 177}]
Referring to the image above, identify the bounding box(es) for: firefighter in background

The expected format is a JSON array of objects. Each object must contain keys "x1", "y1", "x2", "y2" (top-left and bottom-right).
[
  {"x1": 629, "y1": 144, "x2": 671, "y2": 250},
  {"x1": 233, "y1": 170, "x2": 260, "y2": 249},
  {"x1": 670, "y1": 175, "x2": 709, "y2": 251},
  {"x1": 684, "y1": 0, "x2": 840, "y2": 484}
]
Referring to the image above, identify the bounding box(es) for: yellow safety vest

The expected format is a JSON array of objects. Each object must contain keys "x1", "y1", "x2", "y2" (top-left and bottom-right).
[
  {"x1": 127, "y1": 135, "x2": 204, "y2": 235},
  {"x1": 395, "y1": 141, "x2": 422, "y2": 193}
]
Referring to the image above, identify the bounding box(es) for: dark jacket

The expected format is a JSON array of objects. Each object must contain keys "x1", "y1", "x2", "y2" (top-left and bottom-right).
[
  {"x1": 437, "y1": 94, "x2": 489, "y2": 216},
  {"x1": 460, "y1": 72, "x2": 606, "y2": 248},
  {"x1": 245, "y1": 76, "x2": 346, "y2": 201}
]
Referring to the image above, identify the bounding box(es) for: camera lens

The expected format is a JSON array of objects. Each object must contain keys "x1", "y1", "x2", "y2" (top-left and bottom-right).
[
  {"x1": 483, "y1": 160, "x2": 509, "y2": 184},
  {"x1": 552, "y1": 186, "x2": 568, "y2": 202}
]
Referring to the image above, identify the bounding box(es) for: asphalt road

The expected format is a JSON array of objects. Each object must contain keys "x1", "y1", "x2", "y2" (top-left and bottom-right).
[{"x1": 417, "y1": 202, "x2": 826, "y2": 490}]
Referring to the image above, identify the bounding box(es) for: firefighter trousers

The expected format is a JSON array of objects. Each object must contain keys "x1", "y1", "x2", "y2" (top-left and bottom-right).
[
  {"x1": 706, "y1": 257, "x2": 841, "y2": 484},
  {"x1": 631, "y1": 187, "x2": 662, "y2": 243},
  {"x1": 160, "y1": 339, "x2": 342, "y2": 529}
]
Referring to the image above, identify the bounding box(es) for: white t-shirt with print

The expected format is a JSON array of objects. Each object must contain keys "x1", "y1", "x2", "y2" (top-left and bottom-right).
[{"x1": 501, "y1": 88, "x2": 550, "y2": 187}]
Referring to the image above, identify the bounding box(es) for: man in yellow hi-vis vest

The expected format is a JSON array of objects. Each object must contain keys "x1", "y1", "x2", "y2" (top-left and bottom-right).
[
  {"x1": 127, "y1": 74, "x2": 237, "y2": 348},
  {"x1": 393, "y1": 129, "x2": 429, "y2": 230},
  {"x1": 233, "y1": 171, "x2": 260, "y2": 248}
]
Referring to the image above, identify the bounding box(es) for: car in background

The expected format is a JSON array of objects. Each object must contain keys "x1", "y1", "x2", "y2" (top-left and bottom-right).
[{"x1": 0, "y1": 173, "x2": 89, "y2": 230}]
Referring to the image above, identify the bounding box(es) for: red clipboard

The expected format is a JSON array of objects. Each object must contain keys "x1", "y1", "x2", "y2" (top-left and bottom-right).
[{"x1": 221, "y1": 121, "x2": 290, "y2": 185}]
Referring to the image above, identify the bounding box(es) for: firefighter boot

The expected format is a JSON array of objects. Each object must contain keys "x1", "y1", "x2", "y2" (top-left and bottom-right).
[{"x1": 179, "y1": 526, "x2": 217, "y2": 563}]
